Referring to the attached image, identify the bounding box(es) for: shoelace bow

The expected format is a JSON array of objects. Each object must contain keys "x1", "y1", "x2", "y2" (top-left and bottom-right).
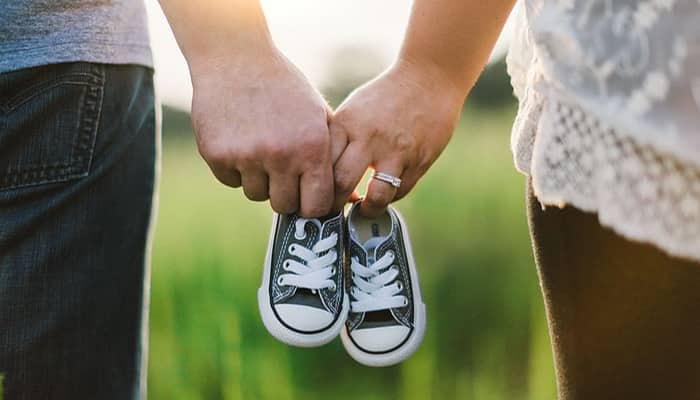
[
  {"x1": 277, "y1": 218, "x2": 338, "y2": 291},
  {"x1": 350, "y1": 238, "x2": 407, "y2": 313}
]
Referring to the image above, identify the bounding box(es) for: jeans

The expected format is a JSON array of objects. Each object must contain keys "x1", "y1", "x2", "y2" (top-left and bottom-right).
[{"x1": 0, "y1": 62, "x2": 158, "y2": 399}]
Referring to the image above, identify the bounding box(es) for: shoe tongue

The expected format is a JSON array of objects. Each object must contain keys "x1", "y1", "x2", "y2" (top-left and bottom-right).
[
  {"x1": 301, "y1": 211, "x2": 341, "y2": 241},
  {"x1": 363, "y1": 235, "x2": 389, "y2": 264}
]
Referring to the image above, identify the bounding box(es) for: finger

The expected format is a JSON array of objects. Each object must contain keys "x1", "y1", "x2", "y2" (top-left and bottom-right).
[
  {"x1": 240, "y1": 170, "x2": 269, "y2": 201},
  {"x1": 268, "y1": 172, "x2": 300, "y2": 215},
  {"x1": 360, "y1": 162, "x2": 405, "y2": 218},
  {"x1": 332, "y1": 141, "x2": 371, "y2": 211},
  {"x1": 211, "y1": 168, "x2": 242, "y2": 188},
  {"x1": 299, "y1": 161, "x2": 334, "y2": 218},
  {"x1": 329, "y1": 118, "x2": 349, "y2": 165}
]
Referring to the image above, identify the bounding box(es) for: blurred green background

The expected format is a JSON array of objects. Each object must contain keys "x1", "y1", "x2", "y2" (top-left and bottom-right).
[{"x1": 147, "y1": 59, "x2": 557, "y2": 400}]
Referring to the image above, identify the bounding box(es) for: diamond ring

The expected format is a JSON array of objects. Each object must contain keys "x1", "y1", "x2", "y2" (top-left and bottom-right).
[{"x1": 372, "y1": 171, "x2": 402, "y2": 188}]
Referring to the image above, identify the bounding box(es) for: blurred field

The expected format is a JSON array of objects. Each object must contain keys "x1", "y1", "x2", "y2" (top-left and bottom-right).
[{"x1": 147, "y1": 104, "x2": 557, "y2": 400}]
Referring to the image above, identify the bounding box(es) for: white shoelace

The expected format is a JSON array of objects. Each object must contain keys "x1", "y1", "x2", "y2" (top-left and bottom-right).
[
  {"x1": 350, "y1": 237, "x2": 408, "y2": 313},
  {"x1": 277, "y1": 218, "x2": 338, "y2": 291}
]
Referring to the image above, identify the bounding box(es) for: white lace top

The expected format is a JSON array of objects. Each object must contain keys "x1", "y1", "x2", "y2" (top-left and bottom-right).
[{"x1": 506, "y1": 0, "x2": 700, "y2": 262}]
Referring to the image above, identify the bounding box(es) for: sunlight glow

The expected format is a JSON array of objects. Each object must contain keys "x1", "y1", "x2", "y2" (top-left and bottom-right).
[{"x1": 146, "y1": 0, "x2": 513, "y2": 110}]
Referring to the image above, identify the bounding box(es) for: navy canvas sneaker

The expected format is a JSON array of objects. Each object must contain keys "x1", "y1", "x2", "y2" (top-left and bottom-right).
[
  {"x1": 258, "y1": 211, "x2": 349, "y2": 347},
  {"x1": 341, "y1": 202, "x2": 426, "y2": 366}
]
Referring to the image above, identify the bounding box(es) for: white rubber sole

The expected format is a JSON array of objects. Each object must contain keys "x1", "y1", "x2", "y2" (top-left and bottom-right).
[
  {"x1": 340, "y1": 207, "x2": 426, "y2": 367},
  {"x1": 258, "y1": 213, "x2": 349, "y2": 348}
]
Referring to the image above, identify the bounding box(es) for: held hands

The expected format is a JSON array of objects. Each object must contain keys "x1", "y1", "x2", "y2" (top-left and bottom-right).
[{"x1": 191, "y1": 53, "x2": 464, "y2": 217}]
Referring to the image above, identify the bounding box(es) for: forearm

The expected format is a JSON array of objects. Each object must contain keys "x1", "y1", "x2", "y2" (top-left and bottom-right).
[
  {"x1": 158, "y1": 0, "x2": 276, "y2": 75},
  {"x1": 398, "y1": 0, "x2": 516, "y2": 96}
]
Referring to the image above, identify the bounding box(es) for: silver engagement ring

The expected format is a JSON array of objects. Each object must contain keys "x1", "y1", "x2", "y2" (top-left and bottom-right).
[{"x1": 372, "y1": 171, "x2": 402, "y2": 188}]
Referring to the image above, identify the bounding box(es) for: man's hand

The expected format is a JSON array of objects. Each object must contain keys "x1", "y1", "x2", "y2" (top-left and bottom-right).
[
  {"x1": 190, "y1": 50, "x2": 334, "y2": 217},
  {"x1": 330, "y1": 60, "x2": 464, "y2": 217},
  {"x1": 159, "y1": 0, "x2": 335, "y2": 217}
]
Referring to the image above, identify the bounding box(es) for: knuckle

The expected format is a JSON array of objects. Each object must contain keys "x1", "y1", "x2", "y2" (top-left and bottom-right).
[
  {"x1": 363, "y1": 126, "x2": 381, "y2": 143},
  {"x1": 301, "y1": 130, "x2": 329, "y2": 153},
  {"x1": 264, "y1": 140, "x2": 292, "y2": 161},
  {"x1": 199, "y1": 141, "x2": 230, "y2": 168},
  {"x1": 231, "y1": 146, "x2": 258, "y2": 168},
  {"x1": 299, "y1": 148, "x2": 329, "y2": 169},
  {"x1": 394, "y1": 133, "x2": 416, "y2": 154}
]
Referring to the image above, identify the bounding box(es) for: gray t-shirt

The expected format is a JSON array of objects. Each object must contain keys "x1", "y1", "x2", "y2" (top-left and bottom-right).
[{"x1": 0, "y1": 0, "x2": 152, "y2": 74}]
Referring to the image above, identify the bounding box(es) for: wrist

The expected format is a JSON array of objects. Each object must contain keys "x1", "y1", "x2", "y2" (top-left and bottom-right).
[
  {"x1": 186, "y1": 29, "x2": 278, "y2": 79},
  {"x1": 390, "y1": 56, "x2": 467, "y2": 106},
  {"x1": 189, "y1": 43, "x2": 284, "y2": 90}
]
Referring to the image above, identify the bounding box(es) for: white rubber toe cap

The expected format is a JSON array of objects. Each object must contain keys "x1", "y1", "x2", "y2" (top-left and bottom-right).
[
  {"x1": 274, "y1": 304, "x2": 334, "y2": 332},
  {"x1": 350, "y1": 325, "x2": 411, "y2": 352}
]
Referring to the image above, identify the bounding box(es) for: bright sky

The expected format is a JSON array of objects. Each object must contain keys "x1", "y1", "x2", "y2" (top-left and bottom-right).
[{"x1": 145, "y1": 0, "x2": 514, "y2": 111}]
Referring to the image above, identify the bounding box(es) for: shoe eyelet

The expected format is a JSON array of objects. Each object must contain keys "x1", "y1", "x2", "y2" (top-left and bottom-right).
[
  {"x1": 283, "y1": 260, "x2": 291, "y2": 270},
  {"x1": 330, "y1": 282, "x2": 337, "y2": 292},
  {"x1": 397, "y1": 281, "x2": 403, "y2": 291},
  {"x1": 402, "y1": 298, "x2": 408, "y2": 307},
  {"x1": 330, "y1": 267, "x2": 336, "y2": 275},
  {"x1": 294, "y1": 230, "x2": 307, "y2": 240},
  {"x1": 388, "y1": 250, "x2": 395, "y2": 259},
  {"x1": 288, "y1": 244, "x2": 296, "y2": 254},
  {"x1": 277, "y1": 276, "x2": 285, "y2": 286}
]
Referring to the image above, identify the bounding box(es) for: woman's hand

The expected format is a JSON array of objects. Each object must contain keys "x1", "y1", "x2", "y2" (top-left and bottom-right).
[{"x1": 330, "y1": 59, "x2": 465, "y2": 217}]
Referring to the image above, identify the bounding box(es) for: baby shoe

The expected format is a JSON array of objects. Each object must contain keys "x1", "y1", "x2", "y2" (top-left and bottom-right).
[
  {"x1": 341, "y1": 202, "x2": 426, "y2": 366},
  {"x1": 258, "y1": 211, "x2": 349, "y2": 347}
]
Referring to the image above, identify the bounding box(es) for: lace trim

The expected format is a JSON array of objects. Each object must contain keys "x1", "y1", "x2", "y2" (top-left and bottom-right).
[{"x1": 518, "y1": 98, "x2": 700, "y2": 263}]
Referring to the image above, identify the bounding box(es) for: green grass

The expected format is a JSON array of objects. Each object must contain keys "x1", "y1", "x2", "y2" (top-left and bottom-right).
[{"x1": 148, "y1": 105, "x2": 557, "y2": 400}]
